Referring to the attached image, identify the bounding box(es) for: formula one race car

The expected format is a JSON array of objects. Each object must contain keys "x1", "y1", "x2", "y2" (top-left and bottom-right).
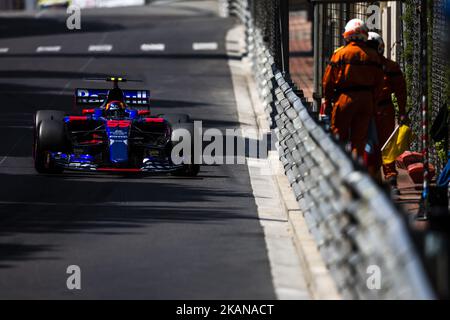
[{"x1": 33, "y1": 77, "x2": 199, "y2": 176}]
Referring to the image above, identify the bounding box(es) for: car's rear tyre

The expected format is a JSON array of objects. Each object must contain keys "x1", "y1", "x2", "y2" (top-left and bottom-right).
[
  {"x1": 34, "y1": 119, "x2": 67, "y2": 174},
  {"x1": 170, "y1": 122, "x2": 200, "y2": 177}
]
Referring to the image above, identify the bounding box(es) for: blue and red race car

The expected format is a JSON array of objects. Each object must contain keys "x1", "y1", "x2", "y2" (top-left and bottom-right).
[{"x1": 33, "y1": 77, "x2": 199, "y2": 176}]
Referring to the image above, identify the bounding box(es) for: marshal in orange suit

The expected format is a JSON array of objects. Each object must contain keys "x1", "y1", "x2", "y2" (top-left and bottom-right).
[
  {"x1": 322, "y1": 19, "x2": 384, "y2": 158},
  {"x1": 367, "y1": 32, "x2": 407, "y2": 193}
]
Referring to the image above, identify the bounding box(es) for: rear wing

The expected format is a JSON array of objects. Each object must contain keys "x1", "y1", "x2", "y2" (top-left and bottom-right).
[{"x1": 75, "y1": 89, "x2": 150, "y2": 108}]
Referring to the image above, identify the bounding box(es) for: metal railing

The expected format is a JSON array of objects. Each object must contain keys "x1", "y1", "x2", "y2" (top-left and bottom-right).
[{"x1": 222, "y1": 0, "x2": 435, "y2": 299}]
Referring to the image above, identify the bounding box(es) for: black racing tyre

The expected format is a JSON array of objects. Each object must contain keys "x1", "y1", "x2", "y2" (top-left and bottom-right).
[
  {"x1": 170, "y1": 122, "x2": 200, "y2": 177},
  {"x1": 160, "y1": 113, "x2": 191, "y2": 124},
  {"x1": 172, "y1": 163, "x2": 200, "y2": 177},
  {"x1": 33, "y1": 110, "x2": 67, "y2": 159},
  {"x1": 34, "y1": 119, "x2": 67, "y2": 174},
  {"x1": 177, "y1": 164, "x2": 200, "y2": 177}
]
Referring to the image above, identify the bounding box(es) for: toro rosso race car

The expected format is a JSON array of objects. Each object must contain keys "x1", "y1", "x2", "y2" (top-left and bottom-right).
[{"x1": 33, "y1": 77, "x2": 199, "y2": 176}]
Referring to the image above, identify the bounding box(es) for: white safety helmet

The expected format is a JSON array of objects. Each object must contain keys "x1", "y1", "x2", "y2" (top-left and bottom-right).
[
  {"x1": 368, "y1": 31, "x2": 385, "y2": 55},
  {"x1": 343, "y1": 18, "x2": 369, "y2": 42}
]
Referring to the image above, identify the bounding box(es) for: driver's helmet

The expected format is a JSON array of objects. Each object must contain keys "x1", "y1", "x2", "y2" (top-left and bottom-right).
[
  {"x1": 105, "y1": 100, "x2": 126, "y2": 118},
  {"x1": 107, "y1": 88, "x2": 124, "y2": 102}
]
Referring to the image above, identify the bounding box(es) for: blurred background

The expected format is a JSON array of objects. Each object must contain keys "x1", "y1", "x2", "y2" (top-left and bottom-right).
[{"x1": 0, "y1": 0, "x2": 148, "y2": 10}]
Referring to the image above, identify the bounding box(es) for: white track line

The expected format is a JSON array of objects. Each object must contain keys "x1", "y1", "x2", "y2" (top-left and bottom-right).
[
  {"x1": 88, "y1": 44, "x2": 113, "y2": 52},
  {"x1": 0, "y1": 48, "x2": 9, "y2": 53},
  {"x1": 192, "y1": 42, "x2": 218, "y2": 51},
  {"x1": 140, "y1": 43, "x2": 165, "y2": 51},
  {"x1": 36, "y1": 46, "x2": 61, "y2": 53}
]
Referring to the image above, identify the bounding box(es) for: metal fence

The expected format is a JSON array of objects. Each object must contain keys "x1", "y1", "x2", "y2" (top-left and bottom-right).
[
  {"x1": 402, "y1": 0, "x2": 423, "y2": 153},
  {"x1": 323, "y1": 3, "x2": 370, "y2": 64},
  {"x1": 429, "y1": 0, "x2": 448, "y2": 170},
  {"x1": 311, "y1": 3, "x2": 448, "y2": 298},
  {"x1": 222, "y1": 0, "x2": 435, "y2": 299}
]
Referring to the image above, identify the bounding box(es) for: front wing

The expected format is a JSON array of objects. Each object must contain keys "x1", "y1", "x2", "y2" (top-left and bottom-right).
[{"x1": 50, "y1": 152, "x2": 185, "y2": 174}]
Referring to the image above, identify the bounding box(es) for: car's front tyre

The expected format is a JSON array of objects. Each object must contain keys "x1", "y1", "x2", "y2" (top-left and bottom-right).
[
  {"x1": 169, "y1": 121, "x2": 200, "y2": 177},
  {"x1": 34, "y1": 119, "x2": 67, "y2": 174},
  {"x1": 183, "y1": 164, "x2": 200, "y2": 177}
]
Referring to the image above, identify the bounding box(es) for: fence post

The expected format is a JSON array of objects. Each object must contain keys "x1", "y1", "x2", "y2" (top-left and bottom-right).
[
  {"x1": 418, "y1": 0, "x2": 430, "y2": 220},
  {"x1": 279, "y1": 0, "x2": 290, "y2": 75},
  {"x1": 312, "y1": 2, "x2": 324, "y2": 113}
]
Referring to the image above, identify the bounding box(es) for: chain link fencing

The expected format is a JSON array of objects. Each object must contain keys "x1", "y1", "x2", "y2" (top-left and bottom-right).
[
  {"x1": 321, "y1": 0, "x2": 450, "y2": 173},
  {"x1": 292, "y1": 0, "x2": 449, "y2": 174},
  {"x1": 323, "y1": 3, "x2": 370, "y2": 65},
  {"x1": 402, "y1": 0, "x2": 424, "y2": 153},
  {"x1": 429, "y1": 0, "x2": 448, "y2": 170}
]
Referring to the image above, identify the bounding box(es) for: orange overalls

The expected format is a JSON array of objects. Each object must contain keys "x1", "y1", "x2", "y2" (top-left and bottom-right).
[
  {"x1": 322, "y1": 41, "x2": 384, "y2": 157},
  {"x1": 374, "y1": 57, "x2": 407, "y2": 179}
]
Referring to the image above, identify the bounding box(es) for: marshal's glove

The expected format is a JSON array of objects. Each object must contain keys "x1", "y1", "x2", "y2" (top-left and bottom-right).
[{"x1": 319, "y1": 101, "x2": 332, "y2": 132}]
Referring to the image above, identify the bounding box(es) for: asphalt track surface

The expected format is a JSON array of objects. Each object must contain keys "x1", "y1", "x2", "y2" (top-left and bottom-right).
[{"x1": 0, "y1": 1, "x2": 276, "y2": 299}]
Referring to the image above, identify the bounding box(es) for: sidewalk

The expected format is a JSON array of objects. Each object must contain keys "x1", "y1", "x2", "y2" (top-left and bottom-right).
[
  {"x1": 228, "y1": 24, "x2": 340, "y2": 300},
  {"x1": 288, "y1": 10, "x2": 422, "y2": 217}
]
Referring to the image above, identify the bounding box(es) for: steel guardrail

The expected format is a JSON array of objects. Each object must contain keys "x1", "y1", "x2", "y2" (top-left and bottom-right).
[{"x1": 222, "y1": 0, "x2": 435, "y2": 299}]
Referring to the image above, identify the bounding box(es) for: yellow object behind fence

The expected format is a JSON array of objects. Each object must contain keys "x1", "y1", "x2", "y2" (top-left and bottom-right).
[{"x1": 381, "y1": 124, "x2": 414, "y2": 165}]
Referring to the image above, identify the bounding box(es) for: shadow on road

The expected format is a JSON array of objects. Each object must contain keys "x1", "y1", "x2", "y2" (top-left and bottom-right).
[
  {"x1": 0, "y1": 243, "x2": 57, "y2": 269},
  {"x1": 0, "y1": 166, "x2": 259, "y2": 268}
]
